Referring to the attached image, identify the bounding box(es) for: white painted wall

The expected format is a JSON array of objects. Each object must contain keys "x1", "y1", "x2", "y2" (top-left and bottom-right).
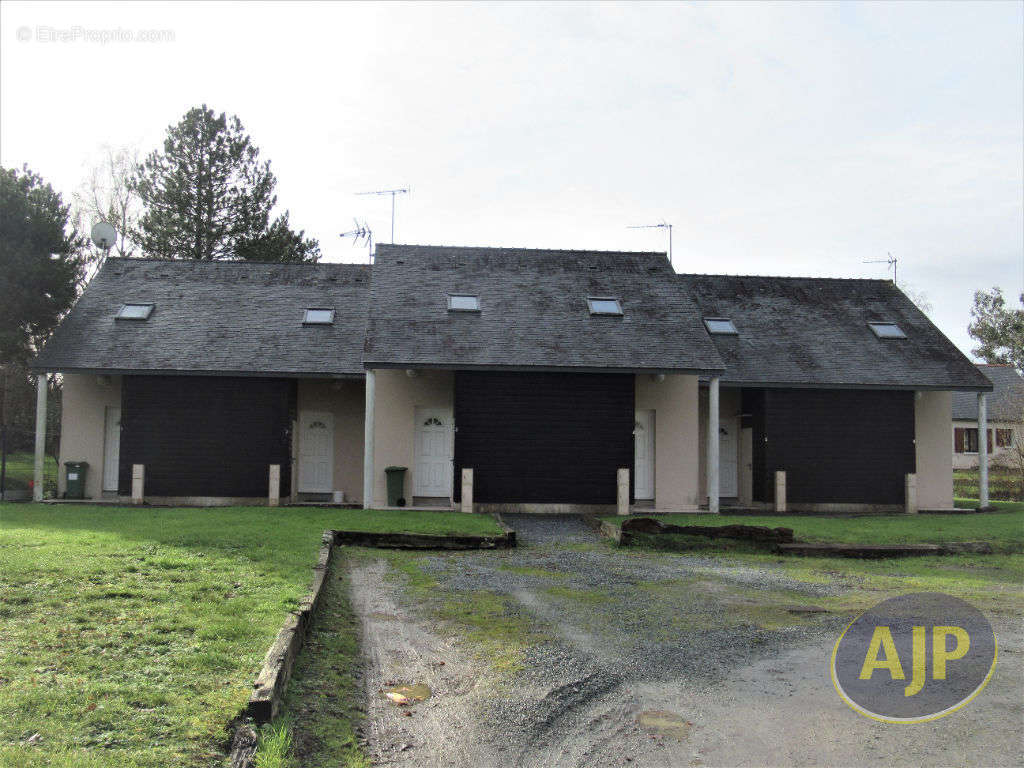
[
  {"x1": 916, "y1": 390, "x2": 954, "y2": 509},
  {"x1": 58, "y1": 374, "x2": 122, "y2": 499},
  {"x1": 635, "y1": 373, "x2": 701, "y2": 510},
  {"x1": 296, "y1": 378, "x2": 365, "y2": 503},
  {"x1": 371, "y1": 369, "x2": 454, "y2": 507}
]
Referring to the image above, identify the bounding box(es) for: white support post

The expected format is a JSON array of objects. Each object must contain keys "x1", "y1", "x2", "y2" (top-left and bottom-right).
[
  {"x1": 268, "y1": 464, "x2": 281, "y2": 507},
  {"x1": 33, "y1": 374, "x2": 47, "y2": 502},
  {"x1": 775, "y1": 471, "x2": 787, "y2": 513},
  {"x1": 617, "y1": 467, "x2": 630, "y2": 516},
  {"x1": 131, "y1": 464, "x2": 145, "y2": 505},
  {"x1": 905, "y1": 473, "x2": 918, "y2": 514},
  {"x1": 978, "y1": 392, "x2": 988, "y2": 509},
  {"x1": 363, "y1": 369, "x2": 376, "y2": 510},
  {"x1": 707, "y1": 377, "x2": 720, "y2": 513},
  {"x1": 461, "y1": 468, "x2": 474, "y2": 513}
]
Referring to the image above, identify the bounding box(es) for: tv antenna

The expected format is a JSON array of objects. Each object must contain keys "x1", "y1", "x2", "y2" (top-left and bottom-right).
[
  {"x1": 864, "y1": 252, "x2": 897, "y2": 286},
  {"x1": 627, "y1": 221, "x2": 673, "y2": 267},
  {"x1": 339, "y1": 220, "x2": 374, "y2": 263},
  {"x1": 355, "y1": 187, "x2": 409, "y2": 243}
]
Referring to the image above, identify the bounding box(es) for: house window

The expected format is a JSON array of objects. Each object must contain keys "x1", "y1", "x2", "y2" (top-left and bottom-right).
[
  {"x1": 954, "y1": 428, "x2": 978, "y2": 454},
  {"x1": 704, "y1": 318, "x2": 738, "y2": 335},
  {"x1": 116, "y1": 303, "x2": 154, "y2": 320},
  {"x1": 587, "y1": 297, "x2": 623, "y2": 316},
  {"x1": 868, "y1": 322, "x2": 907, "y2": 339},
  {"x1": 997, "y1": 429, "x2": 1013, "y2": 448},
  {"x1": 303, "y1": 309, "x2": 335, "y2": 325},
  {"x1": 447, "y1": 295, "x2": 480, "y2": 312},
  {"x1": 954, "y1": 428, "x2": 995, "y2": 454}
]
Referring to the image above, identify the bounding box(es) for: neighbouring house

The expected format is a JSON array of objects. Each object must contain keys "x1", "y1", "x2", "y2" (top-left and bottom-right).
[
  {"x1": 952, "y1": 364, "x2": 1024, "y2": 469},
  {"x1": 31, "y1": 244, "x2": 992, "y2": 512}
]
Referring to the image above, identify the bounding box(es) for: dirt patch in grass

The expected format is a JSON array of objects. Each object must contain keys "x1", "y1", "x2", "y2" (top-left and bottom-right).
[{"x1": 259, "y1": 563, "x2": 368, "y2": 768}]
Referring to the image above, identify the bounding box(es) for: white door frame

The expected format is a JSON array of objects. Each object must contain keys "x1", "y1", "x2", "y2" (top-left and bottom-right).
[
  {"x1": 298, "y1": 411, "x2": 334, "y2": 493},
  {"x1": 634, "y1": 409, "x2": 655, "y2": 501},
  {"x1": 102, "y1": 406, "x2": 121, "y2": 492},
  {"x1": 413, "y1": 406, "x2": 453, "y2": 498}
]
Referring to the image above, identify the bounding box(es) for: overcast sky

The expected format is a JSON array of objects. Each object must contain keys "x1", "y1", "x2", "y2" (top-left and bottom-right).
[{"x1": 2, "y1": 1, "x2": 1021, "y2": 357}]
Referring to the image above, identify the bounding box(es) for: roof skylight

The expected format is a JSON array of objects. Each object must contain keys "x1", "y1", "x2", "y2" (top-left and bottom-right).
[
  {"x1": 704, "y1": 318, "x2": 738, "y2": 335},
  {"x1": 587, "y1": 297, "x2": 623, "y2": 316},
  {"x1": 868, "y1": 322, "x2": 906, "y2": 339},
  {"x1": 116, "y1": 303, "x2": 154, "y2": 320},
  {"x1": 303, "y1": 308, "x2": 335, "y2": 325},
  {"x1": 448, "y1": 295, "x2": 480, "y2": 312}
]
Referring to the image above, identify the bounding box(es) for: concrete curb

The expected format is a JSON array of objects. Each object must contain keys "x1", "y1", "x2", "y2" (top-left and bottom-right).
[
  {"x1": 774, "y1": 541, "x2": 995, "y2": 558},
  {"x1": 246, "y1": 530, "x2": 334, "y2": 724},
  {"x1": 331, "y1": 528, "x2": 515, "y2": 550}
]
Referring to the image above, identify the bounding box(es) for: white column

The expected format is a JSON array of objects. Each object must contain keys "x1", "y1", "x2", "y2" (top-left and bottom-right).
[
  {"x1": 363, "y1": 369, "x2": 376, "y2": 509},
  {"x1": 268, "y1": 464, "x2": 281, "y2": 507},
  {"x1": 978, "y1": 392, "x2": 988, "y2": 508},
  {"x1": 775, "y1": 471, "x2": 787, "y2": 513},
  {"x1": 617, "y1": 467, "x2": 630, "y2": 516},
  {"x1": 33, "y1": 374, "x2": 47, "y2": 502},
  {"x1": 461, "y1": 468, "x2": 474, "y2": 514},
  {"x1": 707, "y1": 377, "x2": 720, "y2": 513}
]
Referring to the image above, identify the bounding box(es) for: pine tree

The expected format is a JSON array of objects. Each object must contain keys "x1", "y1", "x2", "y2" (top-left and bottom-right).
[{"x1": 133, "y1": 105, "x2": 319, "y2": 262}]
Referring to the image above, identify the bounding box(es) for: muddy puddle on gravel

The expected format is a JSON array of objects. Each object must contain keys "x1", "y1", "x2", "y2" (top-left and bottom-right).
[
  {"x1": 383, "y1": 682, "x2": 432, "y2": 704},
  {"x1": 637, "y1": 710, "x2": 693, "y2": 741}
]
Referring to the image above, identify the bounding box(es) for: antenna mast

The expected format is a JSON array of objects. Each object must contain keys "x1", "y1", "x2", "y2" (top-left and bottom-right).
[
  {"x1": 863, "y1": 252, "x2": 898, "y2": 286},
  {"x1": 355, "y1": 187, "x2": 409, "y2": 243},
  {"x1": 627, "y1": 221, "x2": 673, "y2": 267},
  {"x1": 339, "y1": 220, "x2": 374, "y2": 263}
]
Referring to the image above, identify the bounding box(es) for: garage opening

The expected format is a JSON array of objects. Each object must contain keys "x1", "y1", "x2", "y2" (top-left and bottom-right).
[{"x1": 453, "y1": 371, "x2": 634, "y2": 504}]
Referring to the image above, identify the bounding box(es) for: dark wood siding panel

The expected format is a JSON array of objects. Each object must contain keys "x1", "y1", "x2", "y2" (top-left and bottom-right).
[
  {"x1": 454, "y1": 372, "x2": 634, "y2": 504},
  {"x1": 760, "y1": 389, "x2": 915, "y2": 505},
  {"x1": 119, "y1": 376, "x2": 293, "y2": 497}
]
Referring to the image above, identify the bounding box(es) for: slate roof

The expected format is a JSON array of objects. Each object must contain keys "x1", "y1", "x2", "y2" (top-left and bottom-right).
[
  {"x1": 679, "y1": 274, "x2": 993, "y2": 391},
  {"x1": 32, "y1": 258, "x2": 370, "y2": 377},
  {"x1": 953, "y1": 365, "x2": 1024, "y2": 421},
  {"x1": 362, "y1": 244, "x2": 725, "y2": 373}
]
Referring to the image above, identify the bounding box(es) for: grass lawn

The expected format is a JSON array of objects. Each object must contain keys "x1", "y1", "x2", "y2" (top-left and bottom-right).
[
  {"x1": 602, "y1": 500, "x2": 1024, "y2": 552},
  {"x1": 0, "y1": 504, "x2": 500, "y2": 767},
  {"x1": 955, "y1": 467, "x2": 1022, "y2": 501},
  {"x1": 0, "y1": 451, "x2": 58, "y2": 495}
]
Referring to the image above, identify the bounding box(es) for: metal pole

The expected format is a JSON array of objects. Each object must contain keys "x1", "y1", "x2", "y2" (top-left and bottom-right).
[
  {"x1": 978, "y1": 392, "x2": 988, "y2": 508},
  {"x1": 708, "y1": 377, "x2": 720, "y2": 513},
  {"x1": 33, "y1": 374, "x2": 47, "y2": 502},
  {"x1": 363, "y1": 369, "x2": 376, "y2": 509},
  {"x1": 391, "y1": 192, "x2": 396, "y2": 243}
]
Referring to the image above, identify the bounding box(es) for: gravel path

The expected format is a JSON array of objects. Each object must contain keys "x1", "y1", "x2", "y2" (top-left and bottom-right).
[{"x1": 349, "y1": 515, "x2": 1024, "y2": 767}]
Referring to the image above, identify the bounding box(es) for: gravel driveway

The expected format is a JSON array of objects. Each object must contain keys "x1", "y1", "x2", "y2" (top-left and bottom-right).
[{"x1": 350, "y1": 515, "x2": 1024, "y2": 768}]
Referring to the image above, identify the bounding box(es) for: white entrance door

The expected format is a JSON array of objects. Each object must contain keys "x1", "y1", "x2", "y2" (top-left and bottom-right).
[
  {"x1": 634, "y1": 410, "x2": 655, "y2": 500},
  {"x1": 298, "y1": 411, "x2": 334, "y2": 493},
  {"x1": 102, "y1": 406, "x2": 121, "y2": 492},
  {"x1": 719, "y1": 417, "x2": 739, "y2": 497},
  {"x1": 414, "y1": 407, "x2": 453, "y2": 497}
]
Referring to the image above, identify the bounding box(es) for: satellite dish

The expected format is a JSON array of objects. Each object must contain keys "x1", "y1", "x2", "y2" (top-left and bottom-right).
[{"x1": 90, "y1": 221, "x2": 117, "y2": 251}]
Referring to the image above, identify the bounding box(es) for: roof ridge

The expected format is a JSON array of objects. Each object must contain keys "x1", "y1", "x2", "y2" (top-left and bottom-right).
[
  {"x1": 677, "y1": 272, "x2": 894, "y2": 283},
  {"x1": 378, "y1": 243, "x2": 668, "y2": 257},
  {"x1": 103, "y1": 257, "x2": 368, "y2": 269}
]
